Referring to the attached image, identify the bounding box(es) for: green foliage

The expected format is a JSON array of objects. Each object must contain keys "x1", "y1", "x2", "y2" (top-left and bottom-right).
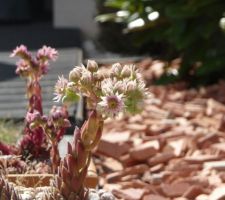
[
  {"x1": 96, "y1": 0, "x2": 225, "y2": 85},
  {"x1": 0, "y1": 120, "x2": 22, "y2": 144}
]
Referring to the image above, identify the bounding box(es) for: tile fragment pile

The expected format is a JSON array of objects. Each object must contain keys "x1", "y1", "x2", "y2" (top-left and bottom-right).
[{"x1": 94, "y1": 59, "x2": 225, "y2": 200}]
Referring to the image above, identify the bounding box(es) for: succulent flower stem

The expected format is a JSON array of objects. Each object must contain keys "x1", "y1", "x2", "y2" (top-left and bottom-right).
[{"x1": 51, "y1": 141, "x2": 60, "y2": 174}]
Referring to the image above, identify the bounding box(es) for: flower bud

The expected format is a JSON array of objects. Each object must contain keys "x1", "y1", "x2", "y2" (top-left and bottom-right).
[
  {"x1": 80, "y1": 72, "x2": 92, "y2": 87},
  {"x1": 87, "y1": 60, "x2": 98, "y2": 72},
  {"x1": 126, "y1": 80, "x2": 137, "y2": 92},
  {"x1": 69, "y1": 67, "x2": 82, "y2": 82},
  {"x1": 121, "y1": 65, "x2": 131, "y2": 78},
  {"x1": 114, "y1": 81, "x2": 126, "y2": 94},
  {"x1": 29, "y1": 122, "x2": 39, "y2": 130},
  {"x1": 111, "y1": 63, "x2": 122, "y2": 77},
  {"x1": 26, "y1": 111, "x2": 41, "y2": 123}
]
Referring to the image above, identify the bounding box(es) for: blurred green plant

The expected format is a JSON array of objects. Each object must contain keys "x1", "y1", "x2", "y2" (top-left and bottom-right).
[
  {"x1": 96, "y1": 0, "x2": 225, "y2": 86},
  {"x1": 0, "y1": 120, "x2": 22, "y2": 145}
]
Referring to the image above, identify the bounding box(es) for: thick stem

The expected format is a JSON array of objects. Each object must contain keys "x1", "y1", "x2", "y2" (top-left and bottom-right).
[
  {"x1": 75, "y1": 117, "x2": 103, "y2": 197},
  {"x1": 27, "y1": 77, "x2": 43, "y2": 115},
  {"x1": 51, "y1": 141, "x2": 60, "y2": 174}
]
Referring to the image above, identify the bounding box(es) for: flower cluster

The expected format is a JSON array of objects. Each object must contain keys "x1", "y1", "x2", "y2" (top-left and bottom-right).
[
  {"x1": 11, "y1": 45, "x2": 58, "y2": 78},
  {"x1": 26, "y1": 106, "x2": 70, "y2": 142},
  {"x1": 8, "y1": 45, "x2": 59, "y2": 160},
  {"x1": 53, "y1": 60, "x2": 147, "y2": 199},
  {"x1": 24, "y1": 106, "x2": 70, "y2": 172},
  {"x1": 54, "y1": 60, "x2": 148, "y2": 118}
]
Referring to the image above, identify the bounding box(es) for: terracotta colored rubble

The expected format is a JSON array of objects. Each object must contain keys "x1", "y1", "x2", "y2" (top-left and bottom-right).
[{"x1": 94, "y1": 59, "x2": 225, "y2": 200}]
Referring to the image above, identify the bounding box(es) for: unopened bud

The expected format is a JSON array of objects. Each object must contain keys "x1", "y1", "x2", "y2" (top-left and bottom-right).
[
  {"x1": 126, "y1": 80, "x2": 137, "y2": 92},
  {"x1": 114, "y1": 81, "x2": 126, "y2": 93},
  {"x1": 87, "y1": 60, "x2": 98, "y2": 72},
  {"x1": 111, "y1": 63, "x2": 122, "y2": 77},
  {"x1": 80, "y1": 72, "x2": 92, "y2": 87},
  {"x1": 121, "y1": 65, "x2": 131, "y2": 78},
  {"x1": 29, "y1": 122, "x2": 39, "y2": 130},
  {"x1": 69, "y1": 67, "x2": 82, "y2": 82}
]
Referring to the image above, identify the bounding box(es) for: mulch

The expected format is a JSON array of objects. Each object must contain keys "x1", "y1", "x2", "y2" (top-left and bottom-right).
[{"x1": 93, "y1": 58, "x2": 225, "y2": 200}]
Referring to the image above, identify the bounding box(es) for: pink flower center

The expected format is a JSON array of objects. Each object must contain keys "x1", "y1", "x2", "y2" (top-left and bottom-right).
[{"x1": 108, "y1": 98, "x2": 119, "y2": 109}]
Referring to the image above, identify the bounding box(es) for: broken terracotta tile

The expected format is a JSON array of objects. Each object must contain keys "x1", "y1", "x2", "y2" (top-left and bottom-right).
[
  {"x1": 112, "y1": 188, "x2": 146, "y2": 200},
  {"x1": 184, "y1": 155, "x2": 222, "y2": 164},
  {"x1": 97, "y1": 138, "x2": 131, "y2": 159},
  {"x1": 195, "y1": 194, "x2": 209, "y2": 200},
  {"x1": 166, "y1": 138, "x2": 187, "y2": 157},
  {"x1": 119, "y1": 180, "x2": 149, "y2": 189},
  {"x1": 208, "y1": 185, "x2": 225, "y2": 200},
  {"x1": 182, "y1": 185, "x2": 205, "y2": 199},
  {"x1": 126, "y1": 124, "x2": 148, "y2": 132},
  {"x1": 161, "y1": 182, "x2": 190, "y2": 198},
  {"x1": 148, "y1": 152, "x2": 175, "y2": 166},
  {"x1": 150, "y1": 164, "x2": 164, "y2": 173},
  {"x1": 142, "y1": 194, "x2": 170, "y2": 200},
  {"x1": 204, "y1": 161, "x2": 225, "y2": 171},
  {"x1": 197, "y1": 133, "x2": 220, "y2": 148},
  {"x1": 206, "y1": 98, "x2": 225, "y2": 116},
  {"x1": 130, "y1": 140, "x2": 160, "y2": 161},
  {"x1": 102, "y1": 157, "x2": 123, "y2": 172},
  {"x1": 142, "y1": 171, "x2": 171, "y2": 185},
  {"x1": 119, "y1": 154, "x2": 139, "y2": 167},
  {"x1": 211, "y1": 143, "x2": 225, "y2": 154},
  {"x1": 148, "y1": 124, "x2": 171, "y2": 135},
  {"x1": 106, "y1": 164, "x2": 149, "y2": 183},
  {"x1": 173, "y1": 198, "x2": 188, "y2": 200}
]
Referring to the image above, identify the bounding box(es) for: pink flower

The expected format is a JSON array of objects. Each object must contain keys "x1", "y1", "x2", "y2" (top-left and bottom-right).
[
  {"x1": 15, "y1": 60, "x2": 30, "y2": 76},
  {"x1": 40, "y1": 63, "x2": 50, "y2": 75},
  {"x1": 25, "y1": 110, "x2": 41, "y2": 123},
  {"x1": 37, "y1": 45, "x2": 58, "y2": 61},
  {"x1": 53, "y1": 75, "x2": 68, "y2": 102},
  {"x1": 98, "y1": 93, "x2": 125, "y2": 117},
  {"x1": 10, "y1": 44, "x2": 30, "y2": 58}
]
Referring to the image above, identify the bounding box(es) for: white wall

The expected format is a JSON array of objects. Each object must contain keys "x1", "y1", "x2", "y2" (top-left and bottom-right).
[{"x1": 53, "y1": 0, "x2": 98, "y2": 39}]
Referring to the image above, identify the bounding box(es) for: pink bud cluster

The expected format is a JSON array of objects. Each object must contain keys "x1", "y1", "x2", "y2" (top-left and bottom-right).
[
  {"x1": 11, "y1": 45, "x2": 58, "y2": 77},
  {"x1": 9, "y1": 45, "x2": 59, "y2": 159},
  {"x1": 22, "y1": 106, "x2": 70, "y2": 171}
]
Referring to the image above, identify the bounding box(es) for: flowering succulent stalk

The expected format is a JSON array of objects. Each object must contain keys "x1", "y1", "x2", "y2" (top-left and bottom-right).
[
  {"x1": 26, "y1": 106, "x2": 70, "y2": 173},
  {"x1": 11, "y1": 45, "x2": 58, "y2": 114},
  {"x1": 9, "y1": 45, "x2": 58, "y2": 159},
  {"x1": 54, "y1": 60, "x2": 147, "y2": 199}
]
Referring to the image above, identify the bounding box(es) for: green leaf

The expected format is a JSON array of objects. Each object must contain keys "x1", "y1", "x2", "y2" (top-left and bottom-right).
[{"x1": 95, "y1": 13, "x2": 125, "y2": 23}]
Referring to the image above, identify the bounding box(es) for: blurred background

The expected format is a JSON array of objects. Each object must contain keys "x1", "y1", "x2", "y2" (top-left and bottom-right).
[{"x1": 0, "y1": 0, "x2": 225, "y2": 118}]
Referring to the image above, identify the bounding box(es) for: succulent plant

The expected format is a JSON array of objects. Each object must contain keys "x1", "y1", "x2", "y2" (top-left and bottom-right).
[
  {"x1": 89, "y1": 189, "x2": 115, "y2": 200},
  {"x1": 43, "y1": 187, "x2": 64, "y2": 200},
  {"x1": 53, "y1": 60, "x2": 147, "y2": 199},
  {"x1": 25, "y1": 106, "x2": 71, "y2": 173},
  {"x1": 0, "y1": 176, "x2": 21, "y2": 200},
  {"x1": 0, "y1": 45, "x2": 59, "y2": 159}
]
